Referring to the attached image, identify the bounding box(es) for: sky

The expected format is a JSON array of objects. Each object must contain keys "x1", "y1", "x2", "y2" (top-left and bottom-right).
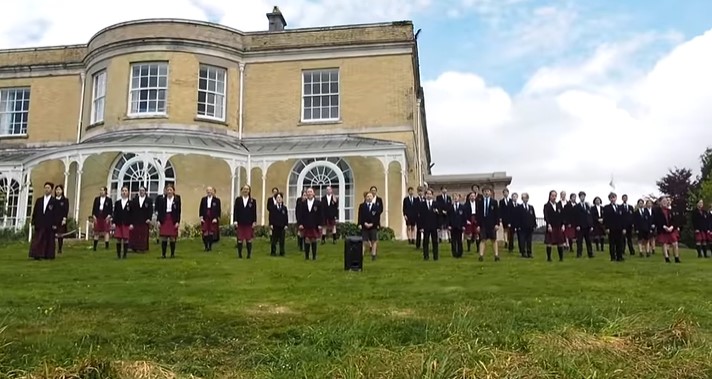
[{"x1": 1, "y1": 0, "x2": 712, "y2": 207}]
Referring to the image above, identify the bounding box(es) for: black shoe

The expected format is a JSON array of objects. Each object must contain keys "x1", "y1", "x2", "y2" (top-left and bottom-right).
[
  {"x1": 371, "y1": 255, "x2": 376, "y2": 261},
  {"x1": 675, "y1": 257, "x2": 681, "y2": 263},
  {"x1": 494, "y1": 256, "x2": 500, "y2": 262},
  {"x1": 478, "y1": 256, "x2": 484, "y2": 262},
  {"x1": 665, "y1": 257, "x2": 671, "y2": 263}
]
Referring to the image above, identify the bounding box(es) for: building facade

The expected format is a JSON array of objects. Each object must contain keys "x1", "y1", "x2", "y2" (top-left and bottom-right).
[{"x1": 0, "y1": 8, "x2": 433, "y2": 238}]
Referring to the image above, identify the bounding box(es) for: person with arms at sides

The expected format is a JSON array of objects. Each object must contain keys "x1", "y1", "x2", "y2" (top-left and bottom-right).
[
  {"x1": 476, "y1": 187, "x2": 501, "y2": 262},
  {"x1": 402, "y1": 186, "x2": 419, "y2": 244},
  {"x1": 129, "y1": 186, "x2": 152, "y2": 253},
  {"x1": 297, "y1": 187, "x2": 323, "y2": 260},
  {"x1": 414, "y1": 186, "x2": 425, "y2": 249},
  {"x1": 471, "y1": 184, "x2": 483, "y2": 201},
  {"x1": 155, "y1": 187, "x2": 167, "y2": 245},
  {"x1": 436, "y1": 187, "x2": 452, "y2": 243},
  {"x1": 198, "y1": 186, "x2": 221, "y2": 252},
  {"x1": 156, "y1": 184, "x2": 181, "y2": 258},
  {"x1": 267, "y1": 187, "x2": 279, "y2": 213},
  {"x1": 418, "y1": 188, "x2": 440, "y2": 261},
  {"x1": 654, "y1": 196, "x2": 681, "y2": 263},
  {"x1": 620, "y1": 194, "x2": 636, "y2": 255},
  {"x1": 233, "y1": 185, "x2": 257, "y2": 259},
  {"x1": 499, "y1": 188, "x2": 515, "y2": 253},
  {"x1": 514, "y1": 192, "x2": 536, "y2": 258},
  {"x1": 463, "y1": 192, "x2": 479, "y2": 252},
  {"x1": 294, "y1": 189, "x2": 307, "y2": 252},
  {"x1": 691, "y1": 199, "x2": 709, "y2": 258},
  {"x1": 358, "y1": 191, "x2": 381, "y2": 260},
  {"x1": 591, "y1": 196, "x2": 606, "y2": 251},
  {"x1": 321, "y1": 186, "x2": 339, "y2": 245},
  {"x1": 544, "y1": 190, "x2": 566, "y2": 262},
  {"x1": 53, "y1": 185, "x2": 69, "y2": 255},
  {"x1": 634, "y1": 198, "x2": 653, "y2": 258},
  {"x1": 556, "y1": 191, "x2": 571, "y2": 251},
  {"x1": 269, "y1": 193, "x2": 289, "y2": 256},
  {"x1": 448, "y1": 193, "x2": 467, "y2": 258},
  {"x1": 91, "y1": 187, "x2": 113, "y2": 251},
  {"x1": 645, "y1": 200, "x2": 657, "y2": 255},
  {"x1": 112, "y1": 186, "x2": 132, "y2": 259},
  {"x1": 603, "y1": 192, "x2": 626, "y2": 262},
  {"x1": 29, "y1": 182, "x2": 59, "y2": 260},
  {"x1": 563, "y1": 193, "x2": 578, "y2": 251},
  {"x1": 370, "y1": 186, "x2": 384, "y2": 212},
  {"x1": 509, "y1": 192, "x2": 519, "y2": 252},
  {"x1": 573, "y1": 191, "x2": 594, "y2": 258}
]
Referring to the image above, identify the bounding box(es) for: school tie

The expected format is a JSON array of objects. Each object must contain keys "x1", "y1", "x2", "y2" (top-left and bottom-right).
[
  {"x1": 485, "y1": 199, "x2": 489, "y2": 217},
  {"x1": 368, "y1": 203, "x2": 371, "y2": 212}
]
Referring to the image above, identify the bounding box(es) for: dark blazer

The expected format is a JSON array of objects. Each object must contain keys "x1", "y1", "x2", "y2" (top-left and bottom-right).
[
  {"x1": 92, "y1": 196, "x2": 113, "y2": 219},
  {"x1": 562, "y1": 201, "x2": 575, "y2": 226},
  {"x1": 199, "y1": 196, "x2": 222, "y2": 221},
  {"x1": 31, "y1": 196, "x2": 59, "y2": 229},
  {"x1": 233, "y1": 196, "x2": 257, "y2": 225},
  {"x1": 358, "y1": 201, "x2": 381, "y2": 229},
  {"x1": 297, "y1": 198, "x2": 323, "y2": 229},
  {"x1": 267, "y1": 196, "x2": 279, "y2": 212},
  {"x1": 463, "y1": 200, "x2": 478, "y2": 220},
  {"x1": 499, "y1": 197, "x2": 514, "y2": 226},
  {"x1": 634, "y1": 208, "x2": 652, "y2": 233},
  {"x1": 417, "y1": 199, "x2": 440, "y2": 231},
  {"x1": 621, "y1": 203, "x2": 635, "y2": 226},
  {"x1": 574, "y1": 202, "x2": 593, "y2": 229},
  {"x1": 603, "y1": 203, "x2": 624, "y2": 231},
  {"x1": 591, "y1": 204, "x2": 605, "y2": 227},
  {"x1": 436, "y1": 194, "x2": 452, "y2": 220},
  {"x1": 476, "y1": 197, "x2": 500, "y2": 229},
  {"x1": 543, "y1": 202, "x2": 564, "y2": 228},
  {"x1": 295, "y1": 198, "x2": 306, "y2": 224},
  {"x1": 55, "y1": 196, "x2": 69, "y2": 222},
  {"x1": 113, "y1": 198, "x2": 132, "y2": 226},
  {"x1": 130, "y1": 195, "x2": 153, "y2": 224},
  {"x1": 321, "y1": 194, "x2": 338, "y2": 220},
  {"x1": 448, "y1": 202, "x2": 467, "y2": 229},
  {"x1": 514, "y1": 203, "x2": 537, "y2": 231},
  {"x1": 155, "y1": 195, "x2": 181, "y2": 224},
  {"x1": 269, "y1": 203, "x2": 289, "y2": 228},
  {"x1": 692, "y1": 209, "x2": 709, "y2": 231},
  {"x1": 372, "y1": 196, "x2": 384, "y2": 214},
  {"x1": 402, "y1": 195, "x2": 419, "y2": 221}
]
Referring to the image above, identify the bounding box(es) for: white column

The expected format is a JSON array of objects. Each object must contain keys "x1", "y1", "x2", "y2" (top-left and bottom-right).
[
  {"x1": 229, "y1": 173, "x2": 236, "y2": 222},
  {"x1": 2, "y1": 177, "x2": 9, "y2": 228},
  {"x1": 17, "y1": 168, "x2": 32, "y2": 228},
  {"x1": 74, "y1": 169, "x2": 83, "y2": 221},
  {"x1": 381, "y1": 157, "x2": 390, "y2": 227},
  {"x1": 246, "y1": 155, "x2": 252, "y2": 184},
  {"x1": 401, "y1": 169, "x2": 408, "y2": 240},
  {"x1": 260, "y1": 165, "x2": 267, "y2": 225},
  {"x1": 63, "y1": 170, "x2": 70, "y2": 194}
]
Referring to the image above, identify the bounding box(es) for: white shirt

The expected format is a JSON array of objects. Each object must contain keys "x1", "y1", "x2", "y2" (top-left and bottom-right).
[
  {"x1": 427, "y1": 200, "x2": 432, "y2": 208},
  {"x1": 43, "y1": 195, "x2": 51, "y2": 211},
  {"x1": 120, "y1": 198, "x2": 128, "y2": 209},
  {"x1": 596, "y1": 205, "x2": 601, "y2": 214},
  {"x1": 207, "y1": 196, "x2": 212, "y2": 208},
  {"x1": 469, "y1": 200, "x2": 476, "y2": 214},
  {"x1": 138, "y1": 195, "x2": 145, "y2": 207},
  {"x1": 242, "y1": 196, "x2": 249, "y2": 207},
  {"x1": 166, "y1": 196, "x2": 174, "y2": 212},
  {"x1": 326, "y1": 194, "x2": 332, "y2": 204},
  {"x1": 307, "y1": 198, "x2": 314, "y2": 211},
  {"x1": 99, "y1": 196, "x2": 106, "y2": 210}
]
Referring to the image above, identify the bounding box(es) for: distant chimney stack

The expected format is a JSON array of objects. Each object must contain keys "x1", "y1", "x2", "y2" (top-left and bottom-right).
[{"x1": 266, "y1": 6, "x2": 287, "y2": 31}]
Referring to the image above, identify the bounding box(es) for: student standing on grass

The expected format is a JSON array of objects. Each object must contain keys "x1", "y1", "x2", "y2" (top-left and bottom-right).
[
  {"x1": 29, "y1": 182, "x2": 59, "y2": 260},
  {"x1": 634, "y1": 198, "x2": 653, "y2": 258},
  {"x1": 654, "y1": 196, "x2": 681, "y2": 263},
  {"x1": 402, "y1": 186, "x2": 419, "y2": 245},
  {"x1": 463, "y1": 192, "x2": 479, "y2": 252},
  {"x1": 268, "y1": 193, "x2": 288, "y2": 256},
  {"x1": 477, "y1": 187, "x2": 500, "y2": 262},
  {"x1": 591, "y1": 196, "x2": 606, "y2": 252},
  {"x1": 233, "y1": 184, "x2": 257, "y2": 259},
  {"x1": 112, "y1": 186, "x2": 132, "y2": 259},
  {"x1": 418, "y1": 188, "x2": 440, "y2": 261},
  {"x1": 574, "y1": 191, "x2": 594, "y2": 258},
  {"x1": 295, "y1": 189, "x2": 307, "y2": 252},
  {"x1": 436, "y1": 187, "x2": 452, "y2": 243},
  {"x1": 691, "y1": 199, "x2": 709, "y2": 258},
  {"x1": 621, "y1": 194, "x2": 636, "y2": 256},
  {"x1": 358, "y1": 191, "x2": 381, "y2": 260},
  {"x1": 91, "y1": 186, "x2": 113, "y2": 251},
  {"x1": 321, "y1": 186, "x2": 339, "y2": 245},
  {"x1": 499, "y1": 188, "x2": 514, "y2": 253},
  {"x1": 603, "y1": 192, "x2": 625, "y2": 262},
  {"x1": 514, "y1": 192, "x2": 536, "y2": 258},
  {"x1": 544, "y1": 190, "x2": 566, "y2": 262},
  {"x1": 297, "y1": 187, "x2": 323, "y2": 260},
  {"x1": 199, "y1": 186, "x2": 221, "y2": 252},
  {"x1": 53, "y1": 185, "x2": 69, "y2": 255},
  {"x1": 414, "y1": 186, "x2": 425, "y2": 249},
  {"x1": 156, "y1": 184, "x2": 181, "y2": 259},
  {"x1": 448, "y1": 193, "x2": 466, "y2": 258},
  {"x1": 129, "y1": 186, "x2": 152, "y2": 253}
]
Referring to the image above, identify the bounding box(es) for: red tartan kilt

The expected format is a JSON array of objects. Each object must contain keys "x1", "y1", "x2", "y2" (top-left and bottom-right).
[
  {"x1": 465, "y1": 216, "x2": 478, "y2": 235},
  {"x1": 159, "y1": 214, "x2": 179, "y2": 237},
  {"x1": 94, "y1": 217, "x2": 109, "y2": 233},
  {"x1": 545, "y1": 227, "x2": 566, "y2": 245},
  {"x1": 564, "y1": 226, "x2": 576, "y2": 239},
  {"x1": 114, "y1": 225, "x2": 130, "y2": 239},
  {"x1": 201, "y1": 220, "x2": 219, "y2": 236},
  {"x1": 695, "y1": 231, "x2": 709, "y2": 243},
  {"x1": 302, "y1": 227, "x2": 320, "y2": 240},
  {"x1": 236, "y1": 224, "x2": 254, "y2": 240},
  {"x1": 592, "y1": 224, "x2": 605, "y2": 237},
  {"x1": 657, "y1": 231, "x2": 678, "y2": 245},
  {"x1": 323, "y1": 218, "x2": 336, "y2": 228},
  {"x1": 55, "y1": 224, "x2": 67, "y2": 236}
]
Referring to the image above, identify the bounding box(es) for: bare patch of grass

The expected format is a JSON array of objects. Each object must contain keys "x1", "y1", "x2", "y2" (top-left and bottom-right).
[{"x1": 245, "y1": 303, "x2": 296, "y2": 316}]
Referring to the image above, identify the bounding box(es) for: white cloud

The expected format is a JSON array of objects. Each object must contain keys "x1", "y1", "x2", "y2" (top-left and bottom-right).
[
  {"x1": 425, "y1": 29, "x2": 712, "y2": 207},
  {"x1": 0, "y1": 0, "x2": 433, "y2": 48}
]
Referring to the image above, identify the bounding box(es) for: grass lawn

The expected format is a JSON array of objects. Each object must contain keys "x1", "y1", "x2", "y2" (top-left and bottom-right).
[{"x1": 0, "y1": 238, "x2": 711, "y2": 378}]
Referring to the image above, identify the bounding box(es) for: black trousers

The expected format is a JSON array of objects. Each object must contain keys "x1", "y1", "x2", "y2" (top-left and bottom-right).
[
  {"x1": 505, "y1": 227, "x2": 514, "y2": 251},
  {"x1": 415, "y1": 223, "x2": 422, "y2": 248},
  {"x1": 609, "y1": 230, "x2": 625, "y2": 261},
  {"x1": 624, "y1": 225, "x2": 635, "y2": 254},
  {"x1": 270, "y1": 227, "x2": 286, "y2": 255},
  {"x1": 576, "y1": 228, "x2": 594, "y2": 257},
  {"x1": 422, "y1": 229, "x2": 439, "y2": 260},
  {"x1": 517, "y1": 228, "x2": 533, "y2": 256},
  {"x1": 450, "y1": 228, "x2": 463, "y2": 257}
]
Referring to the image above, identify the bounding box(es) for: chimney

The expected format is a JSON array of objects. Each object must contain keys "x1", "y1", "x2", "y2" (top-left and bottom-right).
[{"x1": 266, "y1": 6, "x2": 287, "y2": 31}]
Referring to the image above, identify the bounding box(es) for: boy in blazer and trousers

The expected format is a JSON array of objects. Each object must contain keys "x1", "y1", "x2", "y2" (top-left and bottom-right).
[
  {"x1": 269, "y1": 193, "x2": 289, "y2": 256},
  {"x1": 358, "y1": 191, "x2": 381, "y2": 260}
]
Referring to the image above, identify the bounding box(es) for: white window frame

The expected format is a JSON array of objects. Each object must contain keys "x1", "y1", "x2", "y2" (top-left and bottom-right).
[
  {"x1": 196, "y1": 65, "x2": 227, "y2": 121},
  {"x1": 0, "y1": 87, "x2": 31, "y2": 137},
  {"x1": 301, "y1": 69, "x2": 340, "y2": 123},
  {"x1": 91, "y1": 70, "x2": 106, "y2": 124},
  {"x1": 127, "y1": 62, "x2": 169, "y2": 117}
]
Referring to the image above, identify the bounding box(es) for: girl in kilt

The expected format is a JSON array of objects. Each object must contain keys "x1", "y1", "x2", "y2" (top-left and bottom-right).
[
  {"x1": 233, "y1": 184, "x2": 257, "y2": 259},
  {"x1": 156, "y1": 184, "x2": 181, "y2": 258},
  {"x1": 112, "y1": 186, "x2": 132, "y2": 259},
  {"x1": 53, "y1": 185, "x2": 69, "y2": 254}
]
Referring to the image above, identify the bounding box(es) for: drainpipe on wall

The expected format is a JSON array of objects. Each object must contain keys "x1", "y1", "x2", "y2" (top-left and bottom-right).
[
  {"x1": 238, "y1": 63, "x2": 245, "y2": 140},
  {"x1": 76, "y1": 72, "x2": 86, "y2": 143}
]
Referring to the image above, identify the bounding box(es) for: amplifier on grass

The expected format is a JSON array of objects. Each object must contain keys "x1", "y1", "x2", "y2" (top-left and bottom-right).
[{"x1": 344, "y1": 236, "x2": 363, "y2": 271}]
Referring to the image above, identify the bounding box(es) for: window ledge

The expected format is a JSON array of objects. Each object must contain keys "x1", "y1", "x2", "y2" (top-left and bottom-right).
[
  {"x1": 298, "y1": 120, "x2": 343, "y2": 126},
  {"x1": 86, "y1": 121, "x2": 104, "y2": 131},
  {"x1": 123, "y1": 114, "x2": 169, "y2": 121},
  {"x1": 0, "y1": 134, "x2": 28, "y2": 140},
  {"x1": 194, "y1": 116, "x2": 228, "y2": 126}
]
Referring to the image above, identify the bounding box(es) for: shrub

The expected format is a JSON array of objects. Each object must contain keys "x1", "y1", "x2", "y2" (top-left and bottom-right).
[{"x1": 212, "y1": 222, "x2": 395, "y2": 241}]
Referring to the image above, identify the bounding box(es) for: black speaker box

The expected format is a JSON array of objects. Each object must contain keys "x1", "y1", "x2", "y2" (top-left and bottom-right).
[{"x1": 344, "y1": 236, "x2": 363, "y2": 271}]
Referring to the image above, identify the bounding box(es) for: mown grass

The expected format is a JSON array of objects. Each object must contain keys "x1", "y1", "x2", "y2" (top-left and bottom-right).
[{"x1": 0, "y1": 238, "x2": 711, "y2": 378}]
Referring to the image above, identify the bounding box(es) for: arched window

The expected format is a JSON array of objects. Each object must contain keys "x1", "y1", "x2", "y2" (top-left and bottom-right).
[
  {"x1": 109, "y1": 153, "x2": 175, "y2": 200},
  {"x1": 288, "y1": 157, "x2": 354, "y2": 222},
  {"x1": 0, "y1": 178, "x2": 20, "y2": 227}
]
